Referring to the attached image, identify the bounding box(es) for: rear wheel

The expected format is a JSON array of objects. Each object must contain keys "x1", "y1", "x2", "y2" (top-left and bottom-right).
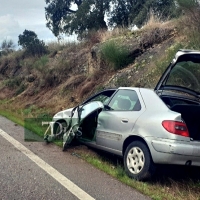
[{"x1": 124, "y1": 141, "x2": 155, "y2": 181}]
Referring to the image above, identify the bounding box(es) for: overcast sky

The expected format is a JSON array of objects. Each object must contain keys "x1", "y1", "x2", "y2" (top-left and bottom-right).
[{"x1": 0, "y1": 0, "x2": 77, "y2": 48}]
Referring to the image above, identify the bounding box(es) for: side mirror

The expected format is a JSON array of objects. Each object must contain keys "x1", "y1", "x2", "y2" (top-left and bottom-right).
[{"x1": 104, "y1": 105, "x2": 111, "y2": 110}]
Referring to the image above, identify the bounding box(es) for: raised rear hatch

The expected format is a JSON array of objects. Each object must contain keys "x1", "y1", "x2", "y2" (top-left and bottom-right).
[{"x1": 155, "y1": 49, "x2": 200, "y2": 141}]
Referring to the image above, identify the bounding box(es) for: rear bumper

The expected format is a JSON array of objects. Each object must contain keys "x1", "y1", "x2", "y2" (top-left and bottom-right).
[{"x1": 148, "y1": 138, "x2": 200, "y2": 166}]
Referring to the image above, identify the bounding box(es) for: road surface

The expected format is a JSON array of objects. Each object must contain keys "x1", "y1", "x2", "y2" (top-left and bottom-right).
[{"x1": 0, "y1": 115, "x2": 150, "y2": 200}]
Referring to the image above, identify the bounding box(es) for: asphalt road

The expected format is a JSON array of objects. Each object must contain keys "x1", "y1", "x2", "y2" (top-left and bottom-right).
[{"x1": 0, "y1": 115, "x2": 151, "y2": 200}]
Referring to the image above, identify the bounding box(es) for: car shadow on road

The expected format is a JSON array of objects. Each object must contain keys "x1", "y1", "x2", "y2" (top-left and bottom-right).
[
  {"x1": 152, "y1": 164, "x2": 200, "y2": 183},
  {"x1": 68, "y1": 143, "x2": 200, "y2": 192},
  {"x1": 83, "y1": 146, "x2": 200, "y2": 184}
]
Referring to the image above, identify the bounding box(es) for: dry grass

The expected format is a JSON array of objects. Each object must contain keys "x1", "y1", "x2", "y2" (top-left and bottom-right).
[
  {"x1": 143, "y1": 10, "x2": 164, "y2": 29},
  {"x1": 98, "y1": 28, "x2": 130, "y2": 42},
  {"x1": 79, "y1": 81, "x2": 95, "y2": 99},
  {"x1": 78, "y1": 68, "x2": 109, "y2": 98},
  {"x1": 139, "y1": 12, "x2": 176, "y2": 50},
  {"x1": 47, "y1": 40, "x2": 78, "y2": 52},
  {"x1": 82, "y1": 28, "x2": 129, "y2": 45},
  {"x1": 142, "y1": 11, "x2": 176, "y2": 34}
]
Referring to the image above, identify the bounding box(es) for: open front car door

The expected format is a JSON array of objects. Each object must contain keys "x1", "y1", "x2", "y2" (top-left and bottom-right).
[{"x1": 44, "y1": 101, "x2": 104, "y2": 150}]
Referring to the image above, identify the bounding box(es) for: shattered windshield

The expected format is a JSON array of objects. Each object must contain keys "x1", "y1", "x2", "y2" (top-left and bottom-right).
[{"x1": 165, "y1": 55, "x2": 200, "y2": 93}]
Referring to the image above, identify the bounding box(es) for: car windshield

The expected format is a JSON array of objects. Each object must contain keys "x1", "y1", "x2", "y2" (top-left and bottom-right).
[{"x1": 165, "y1": 54, "x2": 200, "y2": 94}]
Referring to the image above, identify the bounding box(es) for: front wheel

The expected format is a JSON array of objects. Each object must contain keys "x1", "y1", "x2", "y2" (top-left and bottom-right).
[
  {"x1": 124, "y1": 141, "x2": 156, "y2": 181},
  {"x1": 54, "y1": 121, "x2": 68, "y2": 140}
]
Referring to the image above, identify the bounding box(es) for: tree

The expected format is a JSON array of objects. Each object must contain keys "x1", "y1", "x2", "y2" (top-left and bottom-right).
[
  {"x1": 0, "y1": 39, "x2": 15, "y2": 56},
  {"x1": 176, "y1": 0, "x2": 200, "y2": 30},
  {"x1": 128, "y1": 0, "x2": 177, "y2": 28},
  {"x1": 108, "y1": 0, "x2": 132, "y2": 27},
  {"x1": 177, "y1": 0, "x2": 200, "y2": 20},
  {"x1": 45, "y1": 0, "x2": 110, "y2": 38},
  {"x1": 109, "y1": 0, "x2": 178, "y2": 28},
  {"x1": 18, "y1": 30, "x2": 48, "y2": 56},
  {"x1": 45, "y1": 0, "x2": 178, "y2": 38}
]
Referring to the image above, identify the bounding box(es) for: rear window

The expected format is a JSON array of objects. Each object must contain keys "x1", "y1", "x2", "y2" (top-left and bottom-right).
[{"x1": 166, "y1": 60, "x2": 200, "y2": 93}]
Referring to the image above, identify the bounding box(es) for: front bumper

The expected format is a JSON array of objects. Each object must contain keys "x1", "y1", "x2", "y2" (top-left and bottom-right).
[{"x1": 149, "y1": 138, "x2": 200, "y2": 166}]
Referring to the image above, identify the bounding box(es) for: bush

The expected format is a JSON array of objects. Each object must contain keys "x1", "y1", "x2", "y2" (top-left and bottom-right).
[
  {"x1": 33, "y1": 55, "x2": 49, "y2": 72},
  {"x1": 15, "y1": 83, "x2": 27, "y2": 95},
  {"x1": 100, "y1": 40, "x2": 131, "y2": 70},
  {"x1": 5, "y1": 77, "x2": 24, "y2": 89}
]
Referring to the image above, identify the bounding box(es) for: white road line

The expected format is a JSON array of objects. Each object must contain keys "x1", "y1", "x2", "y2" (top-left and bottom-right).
[{"x1": 0, "y1": 129, "x2": 95, "y2": 200}]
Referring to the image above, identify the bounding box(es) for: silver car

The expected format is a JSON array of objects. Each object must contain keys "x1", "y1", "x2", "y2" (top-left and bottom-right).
[{"x1": 44, "y1": 50, "x2": 200, "y2": 181}]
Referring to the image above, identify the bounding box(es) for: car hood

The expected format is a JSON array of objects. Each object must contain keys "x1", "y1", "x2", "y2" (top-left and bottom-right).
[
  {"x1": 53, "y1": 101, "x2": 104, "y2": 122},
  {"x1": 155, "y1": 49, "x2": 200, "y2": 98},
  {"x1": 53, "y1": 108, "x2": 74, "y2": 121}
]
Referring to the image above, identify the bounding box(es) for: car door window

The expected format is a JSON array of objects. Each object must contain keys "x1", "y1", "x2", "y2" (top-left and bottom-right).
[
  {"x1": 108, "y1": 90, "x2": 141, "y2": 111},
  {"x1": 84, "y1": 90, "x2": 116, "y2": 105},
  {"x1": 89, "y1": 94, "x2": 111, "y2": 104}
]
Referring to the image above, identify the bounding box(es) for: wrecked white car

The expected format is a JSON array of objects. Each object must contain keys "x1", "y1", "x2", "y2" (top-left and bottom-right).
[{"x1": 44, "y1": 50, "x2": 200, "y2": 181}]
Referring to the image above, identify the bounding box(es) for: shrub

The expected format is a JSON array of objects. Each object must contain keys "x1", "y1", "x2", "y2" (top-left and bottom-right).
[
  {"x1": 33, "y1": 55, "x2": 49, "y2": 72},
  {"x1": 100, "y1": 40, "x2": 131, "y2": 70},
  {"x1": 15, "y1": 83, "x2": 27, "y2": 95},
  {"x1": 5, "y1": 77, "x2": 24, "y2": 89}
]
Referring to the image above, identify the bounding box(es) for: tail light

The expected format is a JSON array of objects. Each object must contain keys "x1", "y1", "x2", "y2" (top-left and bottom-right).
[{"x1": 162, "y1": 120, "x2": 189, "y2": 137}]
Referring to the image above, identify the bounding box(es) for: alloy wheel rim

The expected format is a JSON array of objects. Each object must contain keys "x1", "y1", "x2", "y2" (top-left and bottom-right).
[{"x1": 127, "y1": 147, "x2": 145, "y2": 174}]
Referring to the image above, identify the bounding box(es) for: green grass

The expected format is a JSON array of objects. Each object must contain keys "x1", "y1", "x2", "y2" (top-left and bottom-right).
[
  {"x1": 0, "y1": 109, "x2": 24, "y2": 126},
  {"x1": 0, "y1": 102, "x2": 52, "y2": 141}
]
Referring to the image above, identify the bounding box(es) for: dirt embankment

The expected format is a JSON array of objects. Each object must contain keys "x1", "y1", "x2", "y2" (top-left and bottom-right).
[{"x1": 0, "y1": 21, "x2": 178, "y2": 114}]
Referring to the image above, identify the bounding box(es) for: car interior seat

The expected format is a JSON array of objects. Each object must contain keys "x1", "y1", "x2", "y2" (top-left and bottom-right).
[{"x1": 117, "y1": 98, "x2": 131, "y2": 110}]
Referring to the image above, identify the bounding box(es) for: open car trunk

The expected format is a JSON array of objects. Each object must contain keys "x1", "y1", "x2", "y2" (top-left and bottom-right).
[
  {"x1": 155, "y1": 50, "x2": 200, "y2": 141},
  {"x1": 161, "y1": 95, "x2": 200, "y2": 141}
]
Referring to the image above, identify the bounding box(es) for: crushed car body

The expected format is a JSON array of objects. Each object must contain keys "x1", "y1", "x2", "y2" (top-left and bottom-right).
[{"x1": 43, "y1": 50, "x2": 200, "y2": 181}]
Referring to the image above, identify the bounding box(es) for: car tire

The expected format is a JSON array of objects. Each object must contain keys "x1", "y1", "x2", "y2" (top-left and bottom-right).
[
  {"x1": 124, "y1": 141, "x2": 155, "y2": 181},
  {"x1": 54, "y1": 121, "x2": 68, "y2": 140}
]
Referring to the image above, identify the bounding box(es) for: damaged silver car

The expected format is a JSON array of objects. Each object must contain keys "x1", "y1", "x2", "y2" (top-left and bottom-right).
[{"x1": 44, "y1": 50, "x2": 200, "y2": 181}]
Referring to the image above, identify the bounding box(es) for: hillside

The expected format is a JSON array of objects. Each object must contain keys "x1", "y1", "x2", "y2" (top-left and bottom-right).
[{"x1": 0, "y1": 18, "x2": 183, "y2": 117}]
